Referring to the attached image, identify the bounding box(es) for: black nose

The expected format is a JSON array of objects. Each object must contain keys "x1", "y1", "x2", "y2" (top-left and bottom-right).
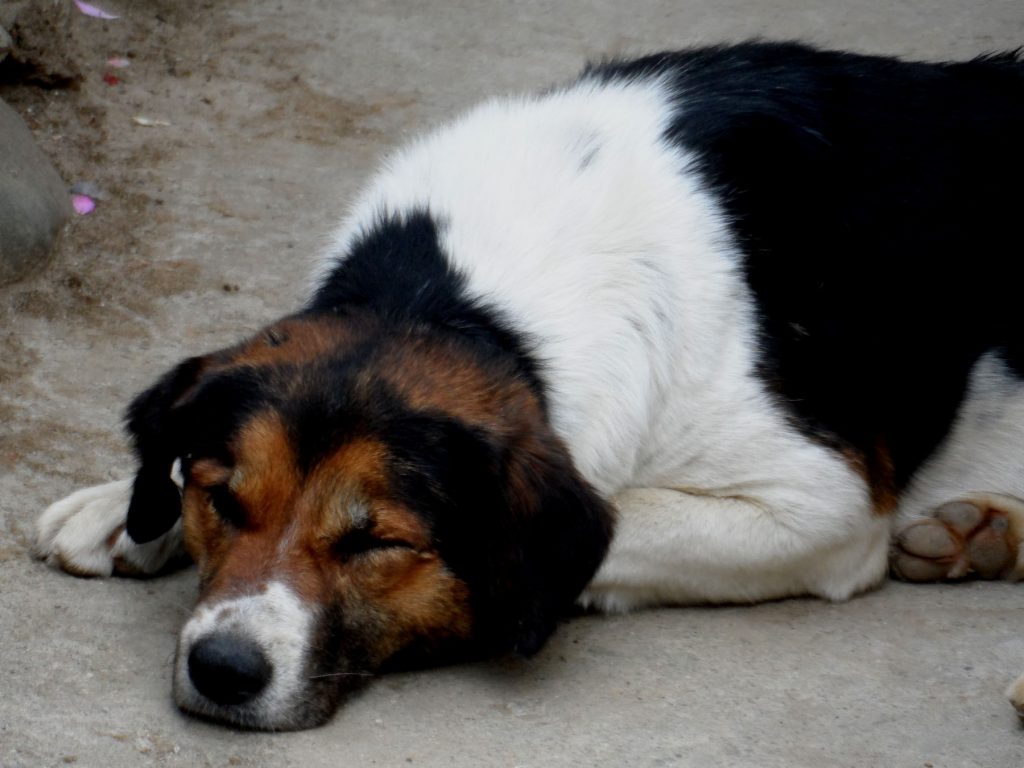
[{"x1": 188, "y1": 634, "x2": 272, "y2": 706}]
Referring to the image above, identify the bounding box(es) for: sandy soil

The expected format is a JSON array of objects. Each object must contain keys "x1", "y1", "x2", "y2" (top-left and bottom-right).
[
  {"x1": 0, "y1": 0, "x2": 414, "y2": 497},
  {"x1": 3, "y1": 1, "x2": 1024, "y2": 766}
]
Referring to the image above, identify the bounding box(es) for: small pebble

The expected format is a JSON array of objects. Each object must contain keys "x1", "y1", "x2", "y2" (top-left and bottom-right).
[{"x1": 71, "y1": 194, "x2": 96, "y2": 215}]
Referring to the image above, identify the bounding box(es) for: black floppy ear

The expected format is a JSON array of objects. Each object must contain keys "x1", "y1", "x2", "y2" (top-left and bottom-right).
[
  {"x1": 495, "y1": 437, "x2": 615, "y2": 656},
  {"x1": 124, "y1": 356, "x2": 207, "y2": 543},
  {"x1": 428, "y1": 422, "x2": 614, "y2": 657},
  {"x1": 388, "y1": 415, "x2": 614, "y2": 658}
]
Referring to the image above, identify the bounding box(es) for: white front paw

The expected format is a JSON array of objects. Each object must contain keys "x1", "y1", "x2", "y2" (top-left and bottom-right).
[
  {"x1": 35, "y1": 479, "x2": 185, "y2": 577},
  {"x1": 1008, "y1": 673, "x2": 1024, "y2": 719}
]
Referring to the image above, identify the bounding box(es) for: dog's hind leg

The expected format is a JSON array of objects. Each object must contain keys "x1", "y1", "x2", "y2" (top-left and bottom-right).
[{"x1": 35, "y1": 475, "x2": 188, "y2": 577}]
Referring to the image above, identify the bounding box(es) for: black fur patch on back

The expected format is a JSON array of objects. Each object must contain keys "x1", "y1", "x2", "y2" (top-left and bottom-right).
[
  {"x1": 307, "y1": 210, "x2": 546, "y2": 405},
  {"x1": 590, "y1": 42, "x2": 1024, "y2": 487}
]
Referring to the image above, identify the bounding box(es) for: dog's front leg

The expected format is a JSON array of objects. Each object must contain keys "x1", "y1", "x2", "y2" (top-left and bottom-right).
[
  {"x1": 34, "y1": 474, "x2": 188, "y2": 578},
  {"x1": 579, "y1": 485, "x2": 890, "y2": 611}
]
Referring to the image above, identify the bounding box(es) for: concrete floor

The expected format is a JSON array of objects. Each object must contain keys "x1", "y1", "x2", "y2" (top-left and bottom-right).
[{"x1": 3, "y1": 0, "x2": 1024, "y2": 765}]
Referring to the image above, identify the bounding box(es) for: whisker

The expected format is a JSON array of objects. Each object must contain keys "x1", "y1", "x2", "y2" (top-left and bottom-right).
[{"x1": 308, "y1": 671, "x2": 374, "y2": 680}]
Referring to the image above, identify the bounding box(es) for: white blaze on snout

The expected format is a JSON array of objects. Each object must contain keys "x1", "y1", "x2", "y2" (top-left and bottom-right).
[{"x1": 174, "y1": 581, "x2": 314, "y2": 727}]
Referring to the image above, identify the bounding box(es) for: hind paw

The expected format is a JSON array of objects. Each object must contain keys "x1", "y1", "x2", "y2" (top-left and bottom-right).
[{"x1": 891, "y1": 494, "x2": 1024, "y2": 582}]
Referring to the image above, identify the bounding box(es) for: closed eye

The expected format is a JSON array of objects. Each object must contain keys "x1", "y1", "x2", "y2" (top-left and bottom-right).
[
  {"x1": 208, "y1": 485, "x2": 247, "y2": 528},
  {"x1": 333, "y1": 528, "x2": 414, "y2": 561}
]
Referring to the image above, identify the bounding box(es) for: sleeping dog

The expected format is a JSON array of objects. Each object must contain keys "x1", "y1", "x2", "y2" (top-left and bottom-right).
[{"x1": 35, "y1": 41, "x2": 1024, "y2": 730}]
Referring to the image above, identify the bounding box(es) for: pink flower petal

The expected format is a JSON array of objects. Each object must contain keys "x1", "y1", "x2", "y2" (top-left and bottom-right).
[
  {"x1": 73, "y1": 0, "x2": 119, "y2": 20},
  {"x1": 106, "y1": 57, "x2": 130, "y2": 68},
  {"x1": 72, "y1": 194, "x2": 96, "y2": 215}
]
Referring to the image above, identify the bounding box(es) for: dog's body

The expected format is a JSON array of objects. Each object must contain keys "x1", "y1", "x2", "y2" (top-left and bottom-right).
[{"x1": 35, "y1": 42, "x2": 1024, "y2": 729}]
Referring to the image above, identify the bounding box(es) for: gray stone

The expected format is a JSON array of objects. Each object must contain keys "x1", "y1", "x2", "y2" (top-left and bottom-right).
[
  {"x1": 0, "y1": 98, "x2": 70, "y2": 285},
  {"x1": 0, "y1": 26, "x2": 11, "y2": 63}
]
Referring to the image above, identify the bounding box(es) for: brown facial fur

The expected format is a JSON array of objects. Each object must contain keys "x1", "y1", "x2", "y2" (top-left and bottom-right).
[
  {"x1": 375, "y1": 333, "x2": 543, "y2": 433},
  {"x1": 190, "y1": 314, "x2": 366, "y2": 386},
  {"x1": 188, "y1": 312, "x2": 545, "y2": 446},
  {"x1": 161, "y1": 305, "x2": 604, "y2": 714},
  {"x1": 181, "y1": 405, "x2": 475, "y2": 672},
  {"x1": 226, "y1": 315, "x2": 362, "y2": 368},
  {"x1": 126, "y1": 302, "x2": 612, "y2": 732}
]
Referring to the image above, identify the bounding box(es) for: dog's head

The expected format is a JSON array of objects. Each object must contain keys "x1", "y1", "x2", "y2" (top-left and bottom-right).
[{"x1": 124, "y1": 311, "x2": 613, "y2": 729}]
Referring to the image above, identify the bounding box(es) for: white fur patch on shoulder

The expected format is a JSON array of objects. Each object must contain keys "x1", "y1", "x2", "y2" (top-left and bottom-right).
[
  {"x1": 318, "y1": 77, "x2": 741, "y2": 492},
  {"x1": 35, "y1": 478, "x2": 185, "y2": 577}
]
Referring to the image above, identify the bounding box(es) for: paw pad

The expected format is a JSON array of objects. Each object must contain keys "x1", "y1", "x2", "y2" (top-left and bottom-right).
[{"x1": 891, "y1": 496, "x2": 1024, "y2": 582}]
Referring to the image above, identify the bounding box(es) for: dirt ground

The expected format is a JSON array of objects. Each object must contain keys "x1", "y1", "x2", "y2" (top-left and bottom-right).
[{"x1": 3, "y1": 1, "x2": 1024, "y2": 766}]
